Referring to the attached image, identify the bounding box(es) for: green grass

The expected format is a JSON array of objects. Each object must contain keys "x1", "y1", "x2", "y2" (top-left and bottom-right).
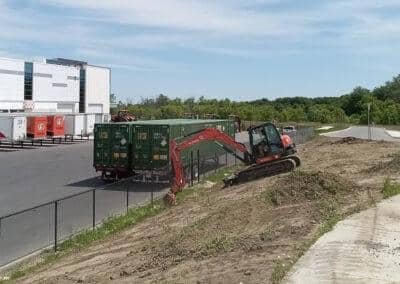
[
  {"x1": 200, "y1": 235, "x2": 234, "y2": 256},
  {"x1": 382, "y1": 179, "x2": 400, "y2": 199},
  {"x1": 205, "y1": 166, "x2": 240, "y2": 183},
  {"x1": 271, "y1": 260, "x2": 290, "y2": 284}
]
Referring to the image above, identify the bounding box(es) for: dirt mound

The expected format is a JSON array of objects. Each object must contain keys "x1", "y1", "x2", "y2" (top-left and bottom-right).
[
  {"x1": 263, "y1": 170, "x2": 357, "y2": 206},
  {"x1": 333, "y1": 137, "x2": 365, "y2": 144},
  {"x1": 364, "y1": 152, "x2": 400, "y2": 174}
]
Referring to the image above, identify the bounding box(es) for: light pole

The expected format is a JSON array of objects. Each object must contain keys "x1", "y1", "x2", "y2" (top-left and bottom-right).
[{"x1": 367, "y1": 103, "x2": 371, "y2": 140}]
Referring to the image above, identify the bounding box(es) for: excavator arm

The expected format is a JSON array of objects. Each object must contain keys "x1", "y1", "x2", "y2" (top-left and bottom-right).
[{"x1": 167, "y1": 128, "x2": 249, "y2": 203}]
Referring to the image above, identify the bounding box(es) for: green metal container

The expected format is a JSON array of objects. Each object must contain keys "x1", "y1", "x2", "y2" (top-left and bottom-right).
[
  {"x1": 93, "y1": 119, "x2": 235, "y2": 179},
  {"x1": 93, "y1": 123, "x2": 133, "y2": 174},
  {"x1": 130, "y1": 119, "x2": 234, "y2": 173}
]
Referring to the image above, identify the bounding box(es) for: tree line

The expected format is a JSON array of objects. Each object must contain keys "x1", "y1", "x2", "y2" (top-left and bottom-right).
[{"x1": 112, "y1": 74, "x2": 400, "y2": 125}]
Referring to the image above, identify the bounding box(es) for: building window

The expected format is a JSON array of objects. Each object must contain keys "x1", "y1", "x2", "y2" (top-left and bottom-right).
[
  {"x1": 24, "y1": 62, "x2": 33, "y2": 100},
  {"x1": 79, "y1": 69, "x2": 86, "y2": 113}
]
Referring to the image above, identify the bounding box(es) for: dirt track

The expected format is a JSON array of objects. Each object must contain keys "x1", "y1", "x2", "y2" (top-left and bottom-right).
[{"x1": 18, "y1": 137, "x2": 400, "y2": 283}]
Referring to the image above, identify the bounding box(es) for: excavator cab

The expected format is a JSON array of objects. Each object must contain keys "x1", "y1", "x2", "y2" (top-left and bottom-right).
[{"x1": 249, "y1": 123, "x2": 284, "y2": 160}]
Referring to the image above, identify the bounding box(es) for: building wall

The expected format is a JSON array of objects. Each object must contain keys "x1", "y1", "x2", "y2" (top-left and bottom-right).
[
  {"x1": 32, "y1": 62, "x2": 80, "y2": 113},
  {"x1": 85, "y1": 65, "x2": 110, "y2": 114},
  {"x1": 0, "y1": 57, "x2": 110, "y2": 114},
  {"x1": 0, "y1": 58, "x2": 25, "y2": 110}
]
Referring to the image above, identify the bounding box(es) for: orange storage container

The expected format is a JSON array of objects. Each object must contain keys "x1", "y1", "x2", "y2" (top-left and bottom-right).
[
  {"x1": 47, "y1": 115, "x2": 65, "y2": 137},
  {"x1": 27, "y1": 116, "x2": 47, "y2": 138}
]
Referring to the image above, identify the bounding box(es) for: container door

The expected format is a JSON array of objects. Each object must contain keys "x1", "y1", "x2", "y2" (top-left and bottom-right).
[
  {"x1": 95, "y1": 114, "x2": 103, "y2": 124},
  {"x1": 0, "y1": 118, "x2": 12, "y2": 139},
  {"x1": 151, "y1": 125, "x2": 169, "y2": 169},
  {"x1": 111, "y1": 124, "x2": 131, "y2": 170},
  {"x1": 13, "y1": 117, "x2": 26, "y2": 141},
  {"x1": 76, "y1": 115, "x2": 85, "y2": 136},
  {"x1": 85, "y1": 114, "x2": 96, "y2": 135},
  {"x1": 133, "y1": 125, "x2": 151, "y2": 170},
  {"x1": 94, "y1": 124, "x2": 111, "y2": 168}
]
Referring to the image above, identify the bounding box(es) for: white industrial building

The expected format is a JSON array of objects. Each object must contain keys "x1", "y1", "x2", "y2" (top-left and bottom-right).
[{"x1": 0, "y1": 57, "x2": 110, "y2": 114}]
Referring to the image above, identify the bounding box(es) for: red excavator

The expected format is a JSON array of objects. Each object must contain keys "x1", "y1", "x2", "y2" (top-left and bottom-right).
[{"x1": 166, "y1": 122, "x2": 300, "y2": 203}]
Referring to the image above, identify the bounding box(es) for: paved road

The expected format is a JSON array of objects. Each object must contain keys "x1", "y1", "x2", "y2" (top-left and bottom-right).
[
  {"x1": 285, "y1": 195, "x2": 400, "y2": 283},
  {"x1": 322, "y1": 126, "x2": 400, "y2": 142}
]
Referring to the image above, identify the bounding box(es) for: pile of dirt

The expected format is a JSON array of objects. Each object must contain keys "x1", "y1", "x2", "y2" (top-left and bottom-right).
[
  {"x1": 332, "y1": 137, "x2": 365, "y2": 144},
  {"x1": 263, "y1": 170, "x2": 358, "y2": 206},
  {"x1": 364, "y1": 152, "x2": 400, "y2": 174},
  {"x1": 17, "y1": 137, "x2": 400, "y2": 284}
]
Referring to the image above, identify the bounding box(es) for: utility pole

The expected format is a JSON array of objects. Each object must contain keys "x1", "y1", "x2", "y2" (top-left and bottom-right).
[{"x1": 367, "y1": 103, "x2": 371, "y2": 140}]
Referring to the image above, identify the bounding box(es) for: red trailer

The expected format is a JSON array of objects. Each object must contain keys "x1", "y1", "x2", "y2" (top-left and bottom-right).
[
  {"x1": 47, "y1": 115, "x2": 65, "y2": 137},
  {"x1": 27, "y1": 116, "x2": 47, "y2": 138}
]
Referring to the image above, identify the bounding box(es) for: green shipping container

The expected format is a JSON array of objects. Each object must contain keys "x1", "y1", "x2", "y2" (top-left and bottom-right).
[
  {"x1": 93, "y1": 123, "x2": 133, "y2": 174},
  {"x1": 93, "y1": 119, "x2": 235, "y2": 179},
  {"x1": 130, "y1": 119, "x2": 235, "y2": 173}
]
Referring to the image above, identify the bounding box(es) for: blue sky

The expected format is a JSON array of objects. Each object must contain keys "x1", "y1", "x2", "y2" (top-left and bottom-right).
[{"x1": 1, "y1": 0, "x2": 400, "y2": 102}]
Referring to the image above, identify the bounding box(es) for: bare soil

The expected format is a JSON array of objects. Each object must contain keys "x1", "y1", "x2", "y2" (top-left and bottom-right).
[{"x1": 19, "y1": 137, "x2": 400, "y2": 284}]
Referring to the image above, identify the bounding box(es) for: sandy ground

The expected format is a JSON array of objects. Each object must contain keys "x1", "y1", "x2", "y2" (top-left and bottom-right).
[{"x1": 17, "y1": 136, "x2": 400, "y2": 283}]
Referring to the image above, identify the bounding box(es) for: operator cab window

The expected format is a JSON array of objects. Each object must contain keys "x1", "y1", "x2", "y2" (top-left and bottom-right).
[{"x1": 264, "y1": 124, "x2": 283, "y2": 154}]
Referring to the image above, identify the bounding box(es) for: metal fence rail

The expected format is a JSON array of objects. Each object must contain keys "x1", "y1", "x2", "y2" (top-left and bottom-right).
[{"x1": 0, "y1": 129, "x2": 315, "y2": 268}]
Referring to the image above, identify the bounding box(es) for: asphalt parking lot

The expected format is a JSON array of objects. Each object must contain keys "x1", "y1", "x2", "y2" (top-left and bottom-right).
[
  {"x1": 0, "y1": 142, "x2": 105, "y2": 216},
  {"x1": 0, "y1": 141, "x2": 168, "y2": 218}
]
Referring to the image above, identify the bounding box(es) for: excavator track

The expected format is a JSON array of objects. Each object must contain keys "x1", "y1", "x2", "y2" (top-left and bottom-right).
[{"x1": 223, "y1": 156, "x2": 300, "y2": 187}]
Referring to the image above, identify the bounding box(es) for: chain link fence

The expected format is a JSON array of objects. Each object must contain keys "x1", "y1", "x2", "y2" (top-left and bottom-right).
[{"x1": 0, "y1": 180, "x2": 169, "y2": 267}]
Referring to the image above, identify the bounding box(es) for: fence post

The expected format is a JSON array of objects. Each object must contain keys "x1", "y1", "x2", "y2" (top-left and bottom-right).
[
  {"x1": 126, "y1": 183, "x2": 129, "y2": 213},
  {"x1": 54, "y1": 201, "x2": 58, "y2": 252},
  {"x1": 197, "y1": 149, "x2": 200, "y2": 183},
  {"x1": 190, "y1": 151, "x2": 194, "y2": 186},
  {"x1": 234, "y1": 149, "x2": 237, "y2": 166},
  {"x1": 225, "y1": 151, "x2": 228, "y2": 166},
  {"x1": 92, "y1": 189, "x2": 96, "y2": 229},
  {"x1": 151, "y1": 187, "x2": 154, "y2": 207},
  {"x1": 214, "y1": 152, "x2": 218, "y2": 173}
]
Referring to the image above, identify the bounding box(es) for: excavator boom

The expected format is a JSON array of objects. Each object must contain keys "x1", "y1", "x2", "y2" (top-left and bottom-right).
[{"x1": 169, "y1": 128, "x2": 248, "y2": 195}]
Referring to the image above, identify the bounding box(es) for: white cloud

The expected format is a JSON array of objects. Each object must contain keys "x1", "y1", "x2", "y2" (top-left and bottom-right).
[
  {"x1": 1, "y1": 0, "x2": 400, "y2": 65},
  {"x1": 42, "y1": 0, "x2": 301, "y2": 37}
]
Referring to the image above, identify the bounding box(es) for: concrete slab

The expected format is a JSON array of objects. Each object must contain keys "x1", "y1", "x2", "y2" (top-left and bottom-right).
[
  {"x1": 285, "y1": 195, "x2": 400, "y2": 283},
  {"x1": 322, "y1": 126, "x2": 400, "y2": 142},
  {"x1": 316, "y1": 126, "x2": 333, "y2": 131},
  {"x1": 386, "y1": 130, "x2": 400, "y2": 139}
]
